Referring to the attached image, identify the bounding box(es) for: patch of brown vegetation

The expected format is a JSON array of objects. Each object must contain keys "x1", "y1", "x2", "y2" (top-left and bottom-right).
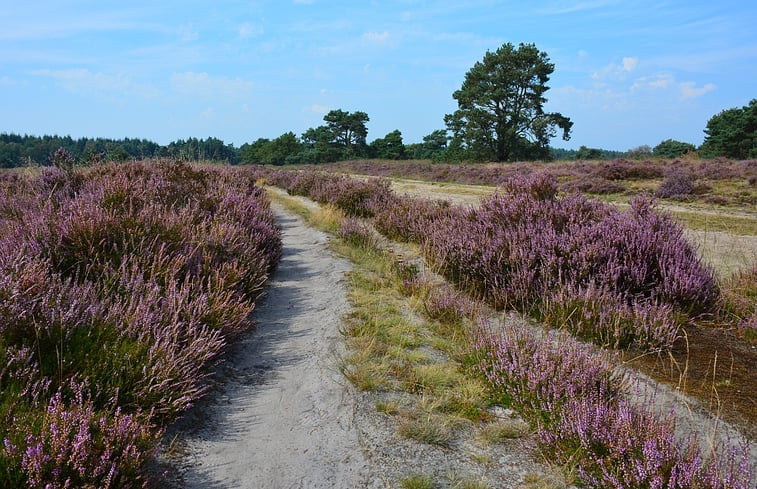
[{"x1": 625, "y1": 323, "x2": 757, "y2": 439}]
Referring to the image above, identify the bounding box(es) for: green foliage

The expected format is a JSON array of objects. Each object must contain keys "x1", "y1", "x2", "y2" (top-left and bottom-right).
[
  {"x1": 653, "y1": 139, "x2": 696, "y2": 158},
  {"x1": 370, "y1": 129, "x2": 405, "y2": 159},
  {"x1": 625, "y1": 144, "x2": 652, "y2": 159},
  {"x1": 323, "y1": 109, "x2": 370, "y2": 152},
  {"x1": 445, "y1": 42, "x2": 572, "y2": 162},
  {"x1": 241, "y1": 132, "x2": 302, "y2": 165},
  {"x1": 292, "y1": 109, "x2": 372, "y2": 163},
  {"x1": 700, "y1": 99, "x2": 757, "y2": 159},
  {"x1": 575, "y1": 145, "x2": 603, "y2": 160},
  {"x1": 407, "y1": 129, "x2": 450, "y2": 160}
]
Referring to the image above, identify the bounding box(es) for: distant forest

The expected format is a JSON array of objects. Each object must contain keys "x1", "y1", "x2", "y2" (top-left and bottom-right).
[
  {"x1": 0, "y1": 133, "x2": 239, "y2": 168},
  {"x1": 0, "y1": 132, "x2": 646, "y2": 169}
]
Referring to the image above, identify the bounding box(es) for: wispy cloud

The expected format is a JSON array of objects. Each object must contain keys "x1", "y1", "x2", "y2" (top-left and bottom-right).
[
  {"x1": 680, "y1": 81, "x2": 716, "y2": 99},
  {"x1": 537, "y1": 0, "x2": 619, "y2": 15},
  {"x1": 630, "y1": 74, "x2": 674, "y2": 92},
  {"x1": 621, "y1": 57, "x2": 638, "y2": 72},
  {"x1": 239, "y1": 22, "x2": 264, "y2": 39},
  {"x1": 362, "y1": 31, "x2": 391, "y2": 45},
  {"x1": 31, "y1": 68, "x2": 159, "y2": 97},
  {"x1": 177, "y1": 23, "x2": 199, "y2": 42},
  {"x1": 170, "y1": 72, "x2": 254, "y2": 99},
  {"x1": 308, "y1": 104, "x2": 329, "y2": 114}
]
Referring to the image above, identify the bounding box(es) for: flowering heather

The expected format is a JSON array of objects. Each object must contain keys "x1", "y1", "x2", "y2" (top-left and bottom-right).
[
  {"x1": 474, "y1": 323, "x2": 753, "y2": 488},
  {"x1": 539, "y1": 395, "x2": 753, "y2": 489},
  {"x1": 257, "y1": 168, "x2": 393, "y2": 217},
  {"x1": 537, "y1": 284, "x2": 681, "y2": 350},
  {"x1": 371, "y1": 195, "x2": 463, "y2": 244},
  {"x1": 0, "y1": 160, "x2": 281, "y2": 487},
  {"x1": 473, "y1": 323, "x2": 621, "y2": 424},
  {"x1": 263, "y1": 169, "x2": 717, "y2": 348},
  {"x1": 656, "y1": 167, "x2": 695, "y2": 199},
  {"x1": 338, "y1": 217, "x2": 380, "y2": 249},
  {"x1": 421, "y1": 175, "x2": 716, "y2": 347}
]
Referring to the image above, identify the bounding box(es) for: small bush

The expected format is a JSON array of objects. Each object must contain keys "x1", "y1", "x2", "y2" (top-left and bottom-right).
[
  {"x1": 338, "y1": 217, "x2": 379, "y2": 249},
  {"x1": 655, "y1": 167, "x2": 694, "y2": 198},
  {"x1": 562, "y1": 176, "x2": 624, "y2": 194}
]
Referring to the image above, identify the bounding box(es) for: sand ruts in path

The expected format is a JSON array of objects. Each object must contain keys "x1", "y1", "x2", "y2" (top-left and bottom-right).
[{"x1": 164, "y1": 203, "x2": 370, "y2": 488}]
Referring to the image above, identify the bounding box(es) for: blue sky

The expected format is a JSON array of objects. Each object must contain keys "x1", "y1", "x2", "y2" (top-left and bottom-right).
[{"x1": 1, "y1": 1, "x2": 755, "y2": 151}]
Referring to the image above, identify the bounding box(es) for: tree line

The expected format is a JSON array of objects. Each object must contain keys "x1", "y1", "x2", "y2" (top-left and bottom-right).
[
  {"x1": 1, "y1": 43, "x2": 753, "y2": 168},
  {"x1": 0, "y1": 134, "x2": 239, "y2": 168}
]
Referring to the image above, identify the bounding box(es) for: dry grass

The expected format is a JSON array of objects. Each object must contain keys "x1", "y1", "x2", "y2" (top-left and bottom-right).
[
  {"x1": 398, "y1": 415, "x2": 453, "y2": 447},
  {"x1": 476, "y1": 419, "x2": 530, "y2": 445}
]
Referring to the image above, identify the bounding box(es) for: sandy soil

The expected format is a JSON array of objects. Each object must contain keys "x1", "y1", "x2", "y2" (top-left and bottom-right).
[
  {"x1": 156, "y1": 201, "x2": 557, "y2": 488},
  {"x1": 155, "y1": 195, "x2": 753, "y2": 488},
  {"x1": 159, "y1": 204, "x2": 370, "y2": 488}
]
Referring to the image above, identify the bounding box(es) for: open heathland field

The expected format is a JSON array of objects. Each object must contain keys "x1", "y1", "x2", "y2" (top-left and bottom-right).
[
  {"x1": 254, "y1": 164, "x2": 755, "y2": 488},
  {"x1": 0, "y1": 161, "x2": 281, "y2": 487},
  {"x1": 1, "y1": 159, "x2": 754, "y2": 488}
]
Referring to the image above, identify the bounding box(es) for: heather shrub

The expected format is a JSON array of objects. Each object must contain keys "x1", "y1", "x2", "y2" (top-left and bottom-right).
[
  {"x1": 656, "y1": 167, "x2": 695, "y2": 198},
  {"x1": 1, "y1": 385, "x2": 155, "y2": 489},
  {"x1": 539, "y1": 396, "x2": 752, "y2": 489},
  {"x1": 338, "y1": 217, "x2": 379, "y2": 249},
  {"x1": 537, "y1": 284, "x2": 682, "y2": 350},
  {"x1": 596, "y1": 158, "x2": 663, "y2": 180},
  {"x1": 311, "y1": 175, "x2": 392, "y2": 217},
  {"x1": 562, "y1": 176, "x2": 624, "y2": 194},
  {"x1": 372, "y1": 195, "x2": 461, "y2": 244},
  {"x1": 474, "y1": 322, "x2": 753, "y2": 489},
  {"x1": 601, "y1": 198, "x2": 717, "y2": 310},
  {"x1": 0, "y1": 161, "x2": 282, "y2": 486},
  {"x1": 501, "y1": 171, "x2": 558, "y2": 200},
  {"x1": 473, "y1": 323, "x2": 621, "y2": 426},
  {"x1": 421, "y1": 283, "x2": 476, "y2": 325}
]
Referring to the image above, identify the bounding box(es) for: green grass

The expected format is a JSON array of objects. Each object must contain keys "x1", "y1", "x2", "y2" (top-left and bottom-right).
[
  {"x1": 475, "y1": 419, "x2": 530, "y2": 445},
  {"x1": 397, "y1": 415, "x2": 453, "y2": 447},
  {"x1": 401, "y1": 474, "x2": 435, "y2": 489}
]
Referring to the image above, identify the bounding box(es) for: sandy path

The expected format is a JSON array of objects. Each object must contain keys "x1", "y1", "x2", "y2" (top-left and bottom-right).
[{"x1": 164, "y1": 204, "x2": 369, "y2": 488}]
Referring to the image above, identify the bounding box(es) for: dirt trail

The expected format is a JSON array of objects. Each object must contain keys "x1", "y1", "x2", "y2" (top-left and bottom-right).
[{"x1": 161, "y1": 203, "x2": 370, "y2": 488}]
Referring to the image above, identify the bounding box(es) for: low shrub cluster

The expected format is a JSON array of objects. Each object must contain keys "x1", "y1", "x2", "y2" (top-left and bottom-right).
[
  {"x1": 323, "y1": 158, "x2": 756, "y2": 187},
  {"x1": 0, "y1": 160, "x2": 281, "y2": 487},
  {"x1": 262, "y1": 168, "x2": 717, "y2": 350},
  {"x1": 263, "y1": 167, "x2": 751, "y2": 488},
  {"x1": 656, "y1": 167, "x2": 695, "y2": 199},
  {"x1": 424, "y1": 174, "x2": 716, "y2": 349},
  {"x1": 474, "y1": 324, "x2": 752, "y2": 488},
  {"x1": 257, "y1": 168, "x2": 392, "y2": 217}
]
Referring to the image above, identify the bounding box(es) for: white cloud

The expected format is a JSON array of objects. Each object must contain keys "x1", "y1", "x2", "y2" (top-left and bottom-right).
[
  {"x1": 309, "y1": 104, "x2": 329, "y2": 114},
  {"x1": 622, "y1": 56, "x2": 638, "y2": 72},
  {"x1": 593, "y1": 56, "x2": 638, "y2": 84},
  {"x1": 537, "y1": 1, "x2": 617, "y2": 15},
  {"x1": 31, "y1": 68, "x2": 159, "y2": 97},
  {"x1": 239, "y1": 22, "x2": 263, "y2": 39},
  {"x1": 171, "y1": 72, "x2": 254, "y2": 99},
  {"x1": 630, "y1": 74, "x2": 674, "y2": 92},
  {"x1": 362, "y1": 31, "x2": 391, "y2": 45},
  {"x1": 177, "y1": 23, "x2": 199, "y2": 42},
  {"x1": 680, "y1": 81, "x2": 716, "y2": 99},
  {"x1": 648, "y1": 75, "x2": 674, "y2": 88}
]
